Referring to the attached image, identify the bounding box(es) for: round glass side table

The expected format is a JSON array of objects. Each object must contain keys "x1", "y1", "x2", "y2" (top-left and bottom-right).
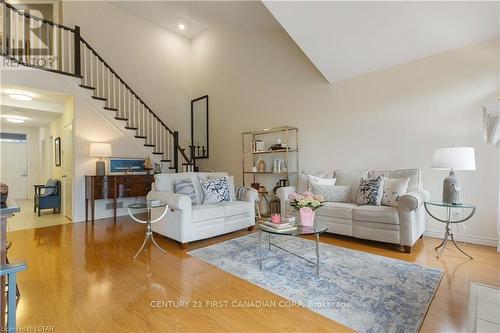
[
  {"x1": 424, "y1": 201, "x2": 476, "y2": 259},
  {"x1": 128, "y1": 202, "x2": 168, "y2": 260}
]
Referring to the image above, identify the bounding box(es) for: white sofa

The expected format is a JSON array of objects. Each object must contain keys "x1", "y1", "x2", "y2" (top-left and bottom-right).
[
  {"x1": 276, "y1": 169, "x2": 429, "y2": 253},
  {"x1": 147, "y1": 172, "x2": 257, "y2": 249}
]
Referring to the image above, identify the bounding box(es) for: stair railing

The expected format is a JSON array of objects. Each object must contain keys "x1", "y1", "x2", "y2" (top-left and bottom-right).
[{"x1": 0, "y1": 0, "x2": 190, "y2": 172}]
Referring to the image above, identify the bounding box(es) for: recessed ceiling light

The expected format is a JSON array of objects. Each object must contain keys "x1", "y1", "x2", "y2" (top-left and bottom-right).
[
  {"x1": 6, "y1": 118, "x2": 25, "y2": 123},
  {"x1": 178, "y1": 23, "x2": 186, "y2": 31},
  {"x1": 9, "y1": 93, "x2": 32, "y2": 101}
]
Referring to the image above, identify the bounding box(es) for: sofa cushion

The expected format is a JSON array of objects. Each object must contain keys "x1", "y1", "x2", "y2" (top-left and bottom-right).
[
  {"x1": 316, "y1": 202, "x2": 356, "y2": 219},
  {"x1": 368, "y1": 169, "x2": 421, "y2": 191},
  {"x1": 352, "y1": 205, "x2": 399, "y2": 225},
  {"x1": 219, "y1": 201, "x2": 252, "y2": 217},
  {"x1": 191, "y1": 204, "x2": 225, "y2": 223},
  {"x1": 334, "y1": 170, "x2": 369, "y2": 203}
]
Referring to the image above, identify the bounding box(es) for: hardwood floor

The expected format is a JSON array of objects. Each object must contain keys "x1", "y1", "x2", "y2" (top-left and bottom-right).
[{"x1": 6, "y1": 216, "x2": 500, "y2": 333}]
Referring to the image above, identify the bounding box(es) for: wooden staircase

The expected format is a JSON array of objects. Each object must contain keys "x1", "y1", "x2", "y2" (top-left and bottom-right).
[{"x1": 0, "y1": 1, "x2": 191, "y2": 172}]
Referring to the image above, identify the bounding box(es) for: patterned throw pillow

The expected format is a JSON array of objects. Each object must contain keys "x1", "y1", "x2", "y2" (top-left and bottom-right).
[
  {"x1": 311, "y1": 184, "x2": 350, "y2": 203},
  {"x1": 356, "y1": 176, "x2": 385, "y2": 206},
  {"x1": 381, "y1": 177, "x2": 410, "y2": 207},
  {"x1": 199, "y1": 177, "x2": 231, "y2": 204},
  {"x1": 174, "y1": 179, "x2": 198, "y2": 205}
]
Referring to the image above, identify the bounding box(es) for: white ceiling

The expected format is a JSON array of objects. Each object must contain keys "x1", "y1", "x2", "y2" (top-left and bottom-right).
[
  {"x1": 113, "y1": 1, "x2": 278, "y2": 39},
  {"x1": 263, "y1": 1, "x2": 500, "y2": 83},
  {"x1": 0, "y1": 84, "x2": 70, "y2": 127}
]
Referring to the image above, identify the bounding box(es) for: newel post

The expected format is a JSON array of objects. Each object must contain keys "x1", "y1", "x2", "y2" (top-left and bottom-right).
[
  {"x1": 173, "y1": 131, "x2": 179, "y2": 173},
  {"x1": 73, "y1": 25, "x2": 81, "y2": 77}
]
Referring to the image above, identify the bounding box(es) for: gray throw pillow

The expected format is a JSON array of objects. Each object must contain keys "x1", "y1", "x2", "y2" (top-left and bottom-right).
[
  {"x1": 311, "y1": 184, "x2": 350, "y2": 203},
  {"x1": 43, "y1": 179, "x2": 58, "y2": 196},
  {"x1": 199, "y1": 177, "x2": 231, "y2": 204},
  {"x1": 356, "y1": 176, "x2": 384, "y2": 206},
  {"x1": 174, "y1": 178, "x2": 197, "y2": 205}
]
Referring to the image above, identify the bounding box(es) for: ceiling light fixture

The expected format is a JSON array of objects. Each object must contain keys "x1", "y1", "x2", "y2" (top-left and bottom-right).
[
  {"x1": 6, "y1": 118, "x2": 25, "y2": 123},
  {"x1": 8, "y1": 93, "x2": 33, "y2": 101},
  {"x1": 178, "y1": 23, "x2": 186, "y2": 31}
]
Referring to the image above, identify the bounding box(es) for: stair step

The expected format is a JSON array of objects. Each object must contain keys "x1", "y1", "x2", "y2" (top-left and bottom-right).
[
  {"x1": 79, "y1": 84, "x2": 95, "y2": 90},
  {"x1": 114, "y1": 117, "x2": 128, "y2": 121},
  {"x1": 152, "y1": 152, "x2": 163, "y2": 155},
  {"x1": 104, "y1": 107, "x2": 118, "y2": 111},
  {"x1": 124, "y1": 126, "x2": 138, "y2": 130},
  {"x1": 161, "y1": 159, "x2": 172, "y2": 162},
  {"x1": 134, "y1": 135, "x2": 147, "y2": 139},
  {"x1": 168, "y1": 167, "x2": 176, "y2": 169},
  {"x1": 92, "y1": 96, "x2": 107, "y2": 101},
  {"x1": 144, "y1": 144, "x2": 155, "y2": 147}
]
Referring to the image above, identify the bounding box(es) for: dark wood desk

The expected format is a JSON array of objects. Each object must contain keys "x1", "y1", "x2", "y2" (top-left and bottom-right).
[{"x1": 85, "y1": 174, "x2": 154, "y2": 223}]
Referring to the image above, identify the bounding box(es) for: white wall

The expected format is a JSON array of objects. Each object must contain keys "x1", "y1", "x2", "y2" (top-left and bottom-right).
[
  {"x1": 62, "y1": 1, "x2": 192, "y2": 148},
  {"x1": 191, "y1": 26, "x2": 500, "y2": 246}
]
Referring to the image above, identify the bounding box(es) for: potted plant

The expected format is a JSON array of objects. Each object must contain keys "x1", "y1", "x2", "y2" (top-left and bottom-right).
[{"x1": 288, "y1": 191, "x2": 325, "y2": 226}]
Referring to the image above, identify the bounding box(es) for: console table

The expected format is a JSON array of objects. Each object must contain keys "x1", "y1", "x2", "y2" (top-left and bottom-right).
[{"x1": 85, "y1": 175, "x2": 154, "y2": 223}]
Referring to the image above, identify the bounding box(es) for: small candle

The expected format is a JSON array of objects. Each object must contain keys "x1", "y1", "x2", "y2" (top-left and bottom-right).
[{"x1": 271, "y1": 213, "x2": 281, "y2": 224}]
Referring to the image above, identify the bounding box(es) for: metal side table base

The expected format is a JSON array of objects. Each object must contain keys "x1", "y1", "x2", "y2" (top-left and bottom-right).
[
  {"x1": 425, "y1": 201, "x2": 475, "y2": 260},
  {"x1": 133, "y1": 222, "x2": 167, "y2": 260},
  {"x1": 128, "y1": 203, "x2": 169, "y2": 260}
]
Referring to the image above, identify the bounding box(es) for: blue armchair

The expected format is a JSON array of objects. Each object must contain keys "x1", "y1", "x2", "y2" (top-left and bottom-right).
[{"x1": 34, "y1": 179, "x2": 61, "y2": 216}]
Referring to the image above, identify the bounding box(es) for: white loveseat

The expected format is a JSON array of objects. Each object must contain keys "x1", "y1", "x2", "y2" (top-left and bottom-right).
[
  {"x1": 147, "y1": 172, "x2": 257, "y2": 249},
  {"x1": 276, "y1": 169, "x2": 429, "y2": 253}
]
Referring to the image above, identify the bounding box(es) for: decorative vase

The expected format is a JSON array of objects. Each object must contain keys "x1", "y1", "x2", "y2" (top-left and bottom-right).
[
  {"x1": 257, "y1": 160, "x2": 266, "y2": 172},
  {"x1": 299, "y1": 207, "x2": 315, "y2": 227}
]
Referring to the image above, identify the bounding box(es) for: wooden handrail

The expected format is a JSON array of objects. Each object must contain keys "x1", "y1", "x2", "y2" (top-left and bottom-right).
[{"x1": 2, "y1": 0, "x2": 75, "y2": 31}]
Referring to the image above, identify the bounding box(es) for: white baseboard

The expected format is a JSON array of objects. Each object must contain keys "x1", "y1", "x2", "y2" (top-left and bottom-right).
[{"x1": 424, "y1": 229, "x2": 498, "y2": 247}]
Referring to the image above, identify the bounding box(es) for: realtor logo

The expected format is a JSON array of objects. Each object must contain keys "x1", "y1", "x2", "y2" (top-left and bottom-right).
[{"x1": 2, "y1": 1, "x2": 58, "y2": 69}]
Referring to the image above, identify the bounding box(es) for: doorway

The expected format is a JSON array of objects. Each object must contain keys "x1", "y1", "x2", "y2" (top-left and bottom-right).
[
  {"x1": 0, "y1": 132, "x2": 28, "y2": 199},
  {"x1": 62, "y1": 123, "x2": 73, "y2": 219}
]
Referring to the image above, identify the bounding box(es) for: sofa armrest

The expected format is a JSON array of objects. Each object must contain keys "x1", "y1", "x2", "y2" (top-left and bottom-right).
[
  {"x1": 146, "y1": 191, "x2": 192, "y2": 211},
  {"x1": 235, "y1": 186, "x2": 258, "y2": 203},
  {"x1": 398, "y1": 189, "x2": 430, "y2": 212},
  {"x1": 276, "y1": 186, "x2": 296, "y2": 201},
  {"x1": 276, "y1": 186, "x2": 296, "y2": 216}
]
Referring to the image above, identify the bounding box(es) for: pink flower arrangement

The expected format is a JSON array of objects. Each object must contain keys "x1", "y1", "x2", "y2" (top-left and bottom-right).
[{"x1": 288, "y1": 191, "x2": 325, "y2": 211}]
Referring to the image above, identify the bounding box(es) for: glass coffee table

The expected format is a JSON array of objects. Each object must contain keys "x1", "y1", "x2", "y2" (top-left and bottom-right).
[{"x1": 257, "y1": 222, "x2": 328, "y2": 275}]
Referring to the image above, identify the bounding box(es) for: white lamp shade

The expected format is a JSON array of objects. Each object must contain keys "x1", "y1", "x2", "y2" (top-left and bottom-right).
[
  {"x1": 432, "y1": 147, "x2": 476, "y2": 170},
  {"x1": 89, "y1": 142, "x2": 112, "y2": 157}
]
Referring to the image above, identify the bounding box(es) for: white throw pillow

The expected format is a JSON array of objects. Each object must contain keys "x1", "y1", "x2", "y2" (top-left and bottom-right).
[
  {"x1": 381, "y1": 177, "x2": 410, "y2": 207},
  {"x1": 311, "y1": 184, "x2": 350, "y2": 203},
  {"x1": 308, "y1": 175, "x2": 336, "y2": 190}
]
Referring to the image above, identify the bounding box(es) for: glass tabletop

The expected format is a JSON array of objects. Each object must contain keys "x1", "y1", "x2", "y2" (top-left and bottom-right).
[
  {"x1": 128, "y1": 201, "x2": 168, "y2": 209},
  {"x1": 425, "y1": 201, "x2": 475, "y2": 209},
  {"x1": 258, "y1": 222, "x2": 328, "y2": 236}
]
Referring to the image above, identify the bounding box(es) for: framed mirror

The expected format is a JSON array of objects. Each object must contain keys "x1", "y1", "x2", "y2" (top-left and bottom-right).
[
  {"x1": 191, "y1": 95, "x2": 209, "y2": 159},
  {"x1": 54, "y1": 137, "x2": 61, "y2": 166}
]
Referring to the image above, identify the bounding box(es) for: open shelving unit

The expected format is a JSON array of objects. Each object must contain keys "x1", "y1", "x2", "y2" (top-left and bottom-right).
[{"x1": 242, "y1": 126, "x2": 299, "y2": 190}]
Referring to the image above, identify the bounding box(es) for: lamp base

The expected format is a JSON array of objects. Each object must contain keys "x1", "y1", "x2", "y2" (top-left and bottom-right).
[
  {"x1": 442, "y1": 170, "x2": 461, "y2": 205},
  {"x1": 96, "y1": 160, "x2": 105, "y2": 176}
]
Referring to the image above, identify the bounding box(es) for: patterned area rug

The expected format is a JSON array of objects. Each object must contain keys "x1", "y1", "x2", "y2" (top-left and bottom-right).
[{"x1": 189, "y1": 233, "x2": 442, "y2": 333}]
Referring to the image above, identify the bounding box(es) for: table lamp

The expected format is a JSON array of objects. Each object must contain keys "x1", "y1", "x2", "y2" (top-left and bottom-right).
[
  {"x1": 432, "y1": 147, "x2": 476, "y2": 205},
  {"x1": 89, "y1": 142, "x2": 112, "y2": 175}
]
